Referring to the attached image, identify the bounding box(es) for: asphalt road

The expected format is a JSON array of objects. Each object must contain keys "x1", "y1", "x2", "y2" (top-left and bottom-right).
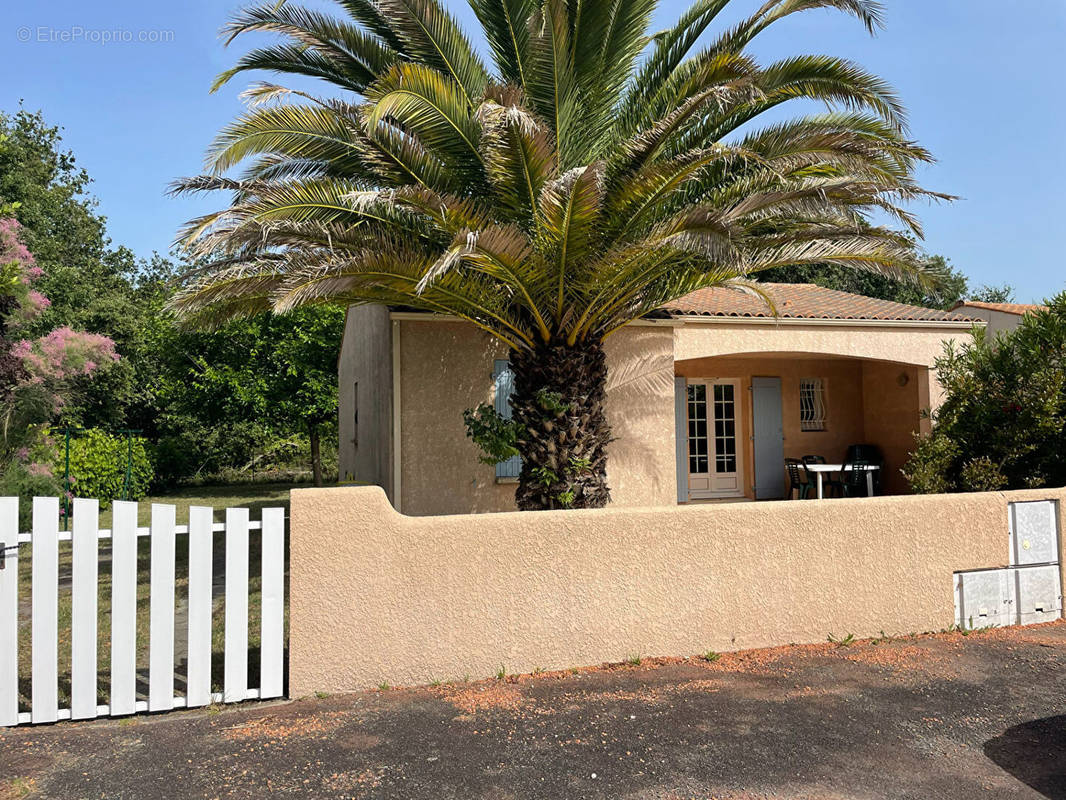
[{"x1": 3, "y1": 622, "x2": 1066, "y2": 799}]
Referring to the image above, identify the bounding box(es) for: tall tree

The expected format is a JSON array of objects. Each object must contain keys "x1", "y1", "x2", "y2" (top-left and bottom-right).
[
  {"x1": 173, "y1": 0, "x2": 946, "y2": 510},
  {"x1": 0, "y1": 110, "x2": 133, "y2": 333},
  {"x1": 0, "y1": 108, "x2": 148, "y2": 428},
  {"x1": 159, "y1": 307, "x2": 343, "y2": 486},
  {"x1": 968, "y1": 283, "x2": 1015, "y2": 304}
]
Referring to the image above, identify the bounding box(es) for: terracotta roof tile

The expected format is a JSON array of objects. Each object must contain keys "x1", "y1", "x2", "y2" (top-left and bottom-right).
[
  {"x1": 662, "y1": 283, "x2": 981, "y2": 322},
  {"x1": 951, "y1": 300, "x2": 1047, "y2": 316}
]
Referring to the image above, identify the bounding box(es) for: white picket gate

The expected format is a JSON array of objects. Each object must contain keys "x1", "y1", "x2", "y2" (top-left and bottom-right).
[{"x1": 0, "y1": 496, "x2": 286, "y2": 727}]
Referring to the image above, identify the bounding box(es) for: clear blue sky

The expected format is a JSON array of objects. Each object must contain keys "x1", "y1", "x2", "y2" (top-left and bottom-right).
[{"x1": 5, "y1": 0, "x2": 1064, "y2": 302}]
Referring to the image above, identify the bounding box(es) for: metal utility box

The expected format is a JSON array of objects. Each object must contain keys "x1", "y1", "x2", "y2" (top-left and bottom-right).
[
  {"x1": 1014, "y1": 564, "x2": 1062, "y2": 625},
  {"x1": 1009, "y1": 500, "x2": 1060, "y2": 566},
  {"x1": 954, "y1": 569, "x2": 1014, "y2": 629},
  {"x1": 955, "y1": 500, "x2": 1062, "y2": 630}
]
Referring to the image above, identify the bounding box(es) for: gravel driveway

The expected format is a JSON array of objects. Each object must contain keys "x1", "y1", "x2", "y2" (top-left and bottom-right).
[{"x1": 3, "y1": 621, "x2": 1065, "y2": 799}]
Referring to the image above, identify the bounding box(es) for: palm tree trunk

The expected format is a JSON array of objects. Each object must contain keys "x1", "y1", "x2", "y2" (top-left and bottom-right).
[{"x1": 509, "y1": 342, "x2": 612, "y2": 510}]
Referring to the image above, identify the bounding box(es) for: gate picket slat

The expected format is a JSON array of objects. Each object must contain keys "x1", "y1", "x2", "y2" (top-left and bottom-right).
[
  {"x1": 260, "y1": 507, "x2": 285, "y2": 699},
  {"x1": 186, "y1": 506, "x2": 213, "y2": 707},
  {"x1": 223, "y1": 507, "x2": 249, "y2": 703},
  {"x1": 71, "y1": 499, "x2": 99, "y2": 719},
  {"x1": 0, "y1": 497, "x2": 18, "y2": 727},
  {"x1": 110, "y1": 501, "x2": 138, "y2": 716},
  {"x1": 148, "y1": 504, "x2": 176, "y2": 712},
  {"x1": 31, "y1": 497, "x2": 59, "y2": 724}
]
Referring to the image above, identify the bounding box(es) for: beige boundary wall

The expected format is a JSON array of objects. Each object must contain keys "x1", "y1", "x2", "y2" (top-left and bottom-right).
[{"x1": 289, "y1": 485, "x2": 1066, "y2": 697}]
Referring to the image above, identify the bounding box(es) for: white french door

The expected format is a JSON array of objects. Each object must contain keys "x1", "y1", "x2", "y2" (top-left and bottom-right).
[{"x1": 686, "y1": 379, "x2": 742, "y2": 498}]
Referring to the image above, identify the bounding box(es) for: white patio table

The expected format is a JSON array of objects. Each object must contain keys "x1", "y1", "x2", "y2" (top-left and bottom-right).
[{"x1": 804, "y1": 463, "x2": 879, "y2": 499}]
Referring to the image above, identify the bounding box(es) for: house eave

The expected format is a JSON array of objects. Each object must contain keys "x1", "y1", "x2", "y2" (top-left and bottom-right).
[
  {"x1": 387, "y1": 311, "x2": 680, "y2": 327},
  {"x1": 669, "y1": 314, "x2": 984, "y2": 330},
  {"x1": 389, "y1": 310, "x2": 984, "y2": 331}
]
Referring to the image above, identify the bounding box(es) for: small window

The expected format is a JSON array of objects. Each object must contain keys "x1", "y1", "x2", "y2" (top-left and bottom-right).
[{"x1": 799, "y1": 378, "x2": 827, "y2": 431}]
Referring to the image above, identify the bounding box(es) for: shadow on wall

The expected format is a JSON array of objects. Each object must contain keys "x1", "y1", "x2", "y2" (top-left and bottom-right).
[
  {"x1": 603, "y1": 327, "x2": 676, "y2": 506},
  {"x1": 984, "y1": 715, "x2": 1066, "y2": 799}
]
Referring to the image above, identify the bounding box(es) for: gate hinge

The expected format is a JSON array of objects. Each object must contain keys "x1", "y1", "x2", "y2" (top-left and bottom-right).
[{"x1": 0, "y1": 541, "x2": 18, "y2": 570}]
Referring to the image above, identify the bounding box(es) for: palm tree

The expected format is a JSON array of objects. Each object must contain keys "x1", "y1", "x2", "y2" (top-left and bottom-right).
[{"x1": 173, "y1": 0, "x2": 945, "y2": 510}]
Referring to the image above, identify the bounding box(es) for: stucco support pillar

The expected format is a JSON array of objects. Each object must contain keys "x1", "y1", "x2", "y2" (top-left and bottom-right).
[{"x1": 916, "y1": 367, "x2": 932, "y2": 436}]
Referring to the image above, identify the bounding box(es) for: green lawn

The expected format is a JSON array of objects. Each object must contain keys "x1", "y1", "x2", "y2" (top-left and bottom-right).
[
  {"x1": 95, "y1": 481, "x2": 296, "y2": 528},
  {"x1": 16, "y1": 482, "x2": 296, "y2": 714}
]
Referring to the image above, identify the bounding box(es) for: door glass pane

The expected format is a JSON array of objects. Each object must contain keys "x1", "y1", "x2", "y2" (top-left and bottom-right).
[
  {"x1": 713, "y1": 383, "x2": 737, "y2": 473},
  {"x1": 687, "y1": 384, "x2": 708, "y2": 474}
]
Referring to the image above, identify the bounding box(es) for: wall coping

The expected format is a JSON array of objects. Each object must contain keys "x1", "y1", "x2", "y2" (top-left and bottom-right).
[{"x1": 292, "y1": 484, "x2": 1066, "y2": 523}]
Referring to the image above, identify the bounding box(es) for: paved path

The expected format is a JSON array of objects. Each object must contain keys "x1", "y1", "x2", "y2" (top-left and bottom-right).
[{"x1": 3, "y1": 622, "x2": 1066, "y2": 799}]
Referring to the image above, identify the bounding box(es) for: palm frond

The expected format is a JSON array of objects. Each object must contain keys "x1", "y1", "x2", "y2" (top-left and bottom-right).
[
  {"x1": 604, "y1": 144, "x2": 757, "y2": 240},
  {"x1": 467, "y1": 0, "x2": 536, "y2": 88},
  {"x1": 211, "y1": 44, "x2": 372, "y2": 95},
  {"x1": 334, "y1": 0, "x2": 409, "y2": 50},
  {"x1": 612, "y1": 53, "x2": 757, "y2": 175},
  {"x1": 477, "y1": 96, "x2": 556, "y2": 222},
  {"x1": 707, "y1": 0, "x2": 884, "y2": 58},
  {"x1": 216, "y1": 2, "x2": 400, "y2": 92},
  {"x1": 536, "y1": 163, "x2": 605, "y2": 321},
  {"x1": 596, "y1": 0, "x2": 658, "y2": 98},
  {"x1": 357, "y1": 109, "x2": 459, "y2": 192},
  {"x1": 364, "y1": 63, "x2": 485, "y2": 176},
  {"x1": 204, "y1": 102, "x2": 365, "y2": 175},
  {"x1": 176, "y1": 0, "x2": 945, "y2": 353},
  {"x1": 525, "y1": 0, "x2": 589, "y2": 169},
  {"x1": 619, "y1": 0, "x2": 733, "y2": 134},
  {"x1": 376, "y1": 0, "x2": 490, "y2": 102}
]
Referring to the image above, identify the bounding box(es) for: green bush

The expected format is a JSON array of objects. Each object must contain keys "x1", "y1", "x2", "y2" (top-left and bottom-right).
[
  {"x1": 0, "y1": 461, "x2": 63, "y2": 529},
  {"x1": 151, "y1": 419, "x2": 276, "y2": 489},
  {"x1": 0, "y1": 428, "x2": 63, "y2": 527},
  {"x1": 904, "y1": 432, "x2": 958, "y2": 494},
  {"x1": 463, "y1": 403, "x2": 523, "y2": 465},
  {"x1": 958, "y1": 456, "x2": 1009, "y2": 492},
  {"x1": 58, "y1": 429, "x2": 154, "y2": 507},
  {"x1": 904, "y1": 292, "x2": 1066, "y2": 493}
]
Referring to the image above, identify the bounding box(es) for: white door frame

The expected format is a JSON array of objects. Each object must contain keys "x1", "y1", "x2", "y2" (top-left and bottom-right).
[{"x1": 684, "y1": 378, "x2": 744, "y2": 500}]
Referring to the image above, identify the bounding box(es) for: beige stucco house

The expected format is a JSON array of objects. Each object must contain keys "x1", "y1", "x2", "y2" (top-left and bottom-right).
[
  {"x1": 338, "y1": 284, "x2": 982, "y2": 516},
  {"x1": 950, "y1": 300, "x2": 1047, "y2": 338}
]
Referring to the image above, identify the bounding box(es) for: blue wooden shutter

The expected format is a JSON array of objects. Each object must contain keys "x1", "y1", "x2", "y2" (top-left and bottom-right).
[
  {"x1": 493, "y1": 359, "x2": 521, "y2": 478},
  {"x1": 674, "y1": 377, "x2": 688, "y2": 503}
]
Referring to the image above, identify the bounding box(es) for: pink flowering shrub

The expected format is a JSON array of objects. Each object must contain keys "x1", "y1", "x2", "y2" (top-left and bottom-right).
[
  {"x1": 0, "y1": 217, "x2": 35, "y2": 269},
  {"x1": 1, "y1": 219, "x2": 118, "y2": 393},
  {"x1": 27, "y1": 461, "x2": 53, "y2": 478},
  {"x1": 14, "y1": 326, "x2": 118, "y2": 394},
  {"x1": 1, "y1": 218, "x2": 41, "y2": 324},
  {"x1": 24, "y1": 290, "x2": 51, "y2": 317},
  {"x1": 2, "y1": 218, "x2": 121, "y2": 507}
]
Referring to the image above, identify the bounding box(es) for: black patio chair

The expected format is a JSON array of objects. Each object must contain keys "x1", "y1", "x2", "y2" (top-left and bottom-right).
[
  {"x1": 845, "y1": 444, "x2": 884, "y2": 494},
  {"x1": 842, "y1": 457, "x2": 871, "y2": 497},
  {"x1": 803, "y1": 454, "x2": 842, "y2": 497},
  {"x1": 785, "y1": 458, "x2": 812, "y2": 500}
]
